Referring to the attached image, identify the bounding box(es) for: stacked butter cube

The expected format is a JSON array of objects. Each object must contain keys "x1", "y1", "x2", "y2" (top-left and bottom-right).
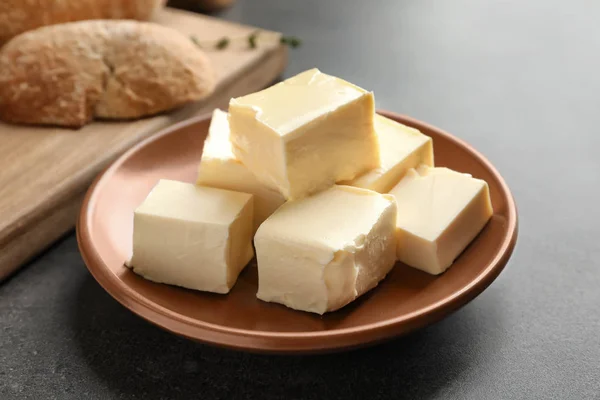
[{"x1": 128, "y1": 68, "x2": 493, "y2": 314}]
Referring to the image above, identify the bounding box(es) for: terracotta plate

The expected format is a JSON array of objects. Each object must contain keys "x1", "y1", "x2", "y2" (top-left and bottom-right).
[{"x1": 77, "y1": 110, "x2": 518, "y2": 354}]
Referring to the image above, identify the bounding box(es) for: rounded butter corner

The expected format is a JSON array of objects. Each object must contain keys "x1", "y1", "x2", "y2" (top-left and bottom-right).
[{"x1": 381, "y1": 193, "x2": 397, "y2": 205}]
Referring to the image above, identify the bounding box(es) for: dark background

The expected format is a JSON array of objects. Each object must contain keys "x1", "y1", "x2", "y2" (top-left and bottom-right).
[{"x1": 2, "y1": 0, "x2": 600, "y2": 398}]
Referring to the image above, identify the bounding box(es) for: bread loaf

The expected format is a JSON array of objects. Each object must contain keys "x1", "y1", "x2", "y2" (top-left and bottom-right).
[
  {"x1": 0, "y1": 0, "x2": 166, "y2": 44},
  {"x1": 0, "y1": 20, "x2": 216, "y2": 128}
]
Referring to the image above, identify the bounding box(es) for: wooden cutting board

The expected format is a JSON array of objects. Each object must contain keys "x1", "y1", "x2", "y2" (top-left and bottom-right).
[{"x1": 0, "y1": 7, "x2": 287, "y2": 280}]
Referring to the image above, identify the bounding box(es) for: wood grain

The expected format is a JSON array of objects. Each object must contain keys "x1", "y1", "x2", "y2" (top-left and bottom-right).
[{"x1": 0, "y1": 7, "x2": 287, "y2": 280}]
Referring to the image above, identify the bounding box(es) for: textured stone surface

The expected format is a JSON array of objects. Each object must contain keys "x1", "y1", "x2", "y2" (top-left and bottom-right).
[{"x1": 2, "y1": 0, "x2": 600, "y2": 398}]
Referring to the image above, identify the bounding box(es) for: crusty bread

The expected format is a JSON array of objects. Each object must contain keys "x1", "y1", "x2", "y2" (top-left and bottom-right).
[
  {"x1": 0, "y1": 20, "x2": 216, "y2": 128},
  {"x1": 0, "y1": 0, "x2": 166, "y2": 44}
]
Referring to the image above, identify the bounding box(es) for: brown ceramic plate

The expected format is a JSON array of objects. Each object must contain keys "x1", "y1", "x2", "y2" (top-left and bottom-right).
[{"x1": 77, "y1": 110, "x2": 518, "y2": 354}]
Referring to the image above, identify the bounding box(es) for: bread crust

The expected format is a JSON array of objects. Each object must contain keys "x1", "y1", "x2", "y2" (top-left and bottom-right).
[
  {"x1": 0, "y1": 20, "x2": 216, "y2": 127},
  {"x1": 0, "y1": 0, "x2": 166, "y2": 44}
]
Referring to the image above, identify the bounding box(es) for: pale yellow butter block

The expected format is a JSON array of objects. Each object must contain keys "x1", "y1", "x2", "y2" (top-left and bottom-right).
[
  {"x1": 344, "y1": 114, "x2": 434, "y2": 193},
  {"x1": 389, "y1": 167, "x2": 493, "y2": 275},
  {"x1": 254, "y1": 185, "x2": 397, "y2": 315},
  {"x1": 128, "y1": 179, "x2": 254, "y2": 294},
  {"x1": 228, "y1": 68, "x2": 379, "y2": 200},
  {"x1": 196, "y1": 109, "x2": 285, "y2": 231}
]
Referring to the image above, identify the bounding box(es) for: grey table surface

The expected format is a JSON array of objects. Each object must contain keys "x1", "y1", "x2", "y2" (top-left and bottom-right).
[{"x1": 2, "y1": 0, "x2": 600, "y2": 399}]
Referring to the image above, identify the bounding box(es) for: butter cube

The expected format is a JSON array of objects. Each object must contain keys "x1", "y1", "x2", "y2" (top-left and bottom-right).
[
  {"x1": 344, "y1": 114, "x2": 434, "y2": 193},
  {"x1": 228, "y1": 68, "x2": 379, "y2": 200},
  {"x1": 389, "y1": 167, "x2": 493, "y2": 275},
  {"x1": 128, "y1": 180, "x2": 254, "y2": 294},
  {"x1": 197, "y1": 109, "x2": 285, "y2": 231},
  {"x1": 255, "y1": 185, "x2": 397, "y2": 314}
]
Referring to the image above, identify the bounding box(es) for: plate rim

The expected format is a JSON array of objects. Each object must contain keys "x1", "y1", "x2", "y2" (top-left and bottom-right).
[{"x1": 76, "y1": 109, "x2": 519, "y2": 354}]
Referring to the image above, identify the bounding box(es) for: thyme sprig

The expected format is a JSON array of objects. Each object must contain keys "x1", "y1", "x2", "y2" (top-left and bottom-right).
[{"x1": 191, "y1": 31, "x2": 301, "y2": 50}]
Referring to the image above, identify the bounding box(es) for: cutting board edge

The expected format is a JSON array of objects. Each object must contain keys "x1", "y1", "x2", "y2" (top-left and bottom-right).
[{"x1": 0, "y1": 191, "x2": 85, "y2": 282}]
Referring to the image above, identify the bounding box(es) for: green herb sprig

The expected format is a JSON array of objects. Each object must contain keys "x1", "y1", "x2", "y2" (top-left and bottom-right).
[
  {"x1": 248, "y1": 30, "x2": 259, "y2": 49},
  {"x1": 215, "y1": 37, "x2": 230, "y2": 50},
  {"x1": 191, "y1": 31, "x2": 301, "y2": 50},
  {"x1": 280, "y1": 36, "x2": 302, "y2": 48}
]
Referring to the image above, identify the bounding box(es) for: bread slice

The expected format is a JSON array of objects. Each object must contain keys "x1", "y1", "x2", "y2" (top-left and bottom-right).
[
  {"x1": 0, "y1": 0, "x2": 166, "y2": 44},
  {"x1": 0, "y1": 20, "x2": 216, "y2": 128}
]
